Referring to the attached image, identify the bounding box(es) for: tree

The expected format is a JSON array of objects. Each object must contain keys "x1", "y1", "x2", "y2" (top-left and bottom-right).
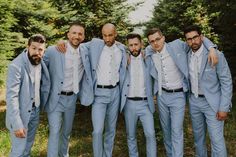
[
  {"x1": 49, "y1": 0, "x2": 135, "y2": 42},
  {"x1": 145, "y1": 0, "x2": 219, "y2": 43}
]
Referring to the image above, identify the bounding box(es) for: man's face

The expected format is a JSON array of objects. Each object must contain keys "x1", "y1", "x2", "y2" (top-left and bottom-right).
[
  {"x1": 128, "y1": 37, "x2": 142, "y2": 57},
  {"x1": 102, "y1": 27, "x2": 117, "y2": 47},
  {"x1": 148, "y1": 32, "x2": 165, "y2": 52},
  {"x1": 185, "y1": 31, "x2": 203, "y2": 52},
  {"x1": 67, "y1": 25, "x2": 85, "y2": 48},
  {"x1": 28, "y1": 41, "x2": 45, "y2": 65}
]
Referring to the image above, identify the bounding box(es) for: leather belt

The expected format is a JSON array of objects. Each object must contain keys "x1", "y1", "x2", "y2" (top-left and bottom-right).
[
  {"x1": 32, "y1": 102, "x2": 35, "y2": 108},
  {"x1": 97, "y1": 82, "x2": 119, "y2": 89},
  {"x1": 198, "y1": 94, "x2": 205, "y2": 98},
  {"x1": 128, "y1": 97, "x2": 147, "y2": 101},
  {"x1": 61, "y1": 91, "x2": 74, "y2": 96},
  {"x1": 162, "y1": 87, "x2": 183, "y2": 93}
]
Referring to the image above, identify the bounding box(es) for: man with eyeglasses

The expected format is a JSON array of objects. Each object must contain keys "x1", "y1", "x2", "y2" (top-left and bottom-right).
[
  {"x1": 145, "y1": 28, "x2": 218, "y2": 157},
  {"x1": 184, "y1": 25, "x2": 232, "y2": 157}
]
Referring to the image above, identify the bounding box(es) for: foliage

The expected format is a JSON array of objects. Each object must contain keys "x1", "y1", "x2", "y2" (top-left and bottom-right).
[
  {"x1": 145, "y1": 0, "x2": 220, "y2": 43},
  {"x1": 49, "y1": 0, "x2": 134, "y2": 42},
  {"x1": 0, "y1": 0, "x2": 134, "y2": 87}
]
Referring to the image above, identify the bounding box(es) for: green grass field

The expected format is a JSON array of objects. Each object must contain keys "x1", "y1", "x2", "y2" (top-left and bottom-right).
[{"x1": 0, "y1": 94, "x2": 236, "y2": 157}]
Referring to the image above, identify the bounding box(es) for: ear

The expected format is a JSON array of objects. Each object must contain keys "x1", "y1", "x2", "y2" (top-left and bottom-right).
[
  {"x1": 200, "y1": 34, "x2": 203, "y2": 40},
  {"x1": 162, "y1": 36, "x2": 165, "y2": 41}
]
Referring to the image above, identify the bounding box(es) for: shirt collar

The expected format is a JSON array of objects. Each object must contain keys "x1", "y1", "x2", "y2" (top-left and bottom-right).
[
  {"x1": 67, "y1": 42, "x2": 79, "y2": 54},
  {"x1": 191, "y1": 44, "x2": 203, "y2": 57}
]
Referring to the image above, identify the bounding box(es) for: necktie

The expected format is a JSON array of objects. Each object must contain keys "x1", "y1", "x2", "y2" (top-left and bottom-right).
[
  {"x1": 155, "y1": 54, "x2": 163, "y2": 96},
  {"x1": 133, "y1": 58, "x2": 140, "y2": 96},
  {"x1": 34, "y1": 65, "x2": 41, "y2": 107},
  {"x1": 73, "y1": 49, "x2": 79, "y2": 94},
  {"x1": 192, "y1": 55, "x2": 199, "y2": 98},
  {"x1": 110, "y1": 47, "x2": 117, "y2": 85}
]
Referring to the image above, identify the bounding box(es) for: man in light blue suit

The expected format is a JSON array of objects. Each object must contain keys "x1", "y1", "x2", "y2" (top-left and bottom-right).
[
  {"x1": 6, "y1": 34, "x2": 50, "y2": 157},
  {"x1": 184, "y1": 25, "x2": 232, "y2": 157},
  {"x1": 44, "y1": 22, "x2": 93, "y2": 157},
  {"x1": 145, "y1": 28, "x2": 217, "y2": 157},
  {"x1": 120, "y1": 33, "x2": 156, "y2": 157},
  {"x1": 80, "y1": 23, "x2": 127, "y2": 157}
]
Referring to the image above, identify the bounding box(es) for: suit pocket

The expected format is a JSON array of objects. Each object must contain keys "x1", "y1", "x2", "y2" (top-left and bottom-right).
[{"x1": 204, "y1": 68, "x2": 217, "y2": 81}]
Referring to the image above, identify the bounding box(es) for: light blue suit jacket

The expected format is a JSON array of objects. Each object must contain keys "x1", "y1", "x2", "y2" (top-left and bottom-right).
[
  {"x1": 43, "y1": 45, "x2": 93, "y2": 112},
  {"x1": 145, "y1": 39, "x2": 189, "y2": 95},
  {"x1": 188, "y1": 47, "x2": 232, "y2": 112},
  {"x1": 80, "y1": 38, "x2": 127, "y2": 98},
  {"x1": 6, "y1": 50, "x2": 50, "y2": 131},
  {"x1": 120, "y1": 54, "x2": 155, "y2": 113}
]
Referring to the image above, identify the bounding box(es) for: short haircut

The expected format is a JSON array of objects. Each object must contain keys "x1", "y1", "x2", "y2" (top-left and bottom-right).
[
  {"x1": 146, "y1": 28, "x2": 163, "y2": 39},
  {"x1": 69, "y1": 21, "x2": 85, "y2": 30},
  {"x1": 126, "y1": 33, "x2": 141, "y2": 42},
  {"x1": 28, "y1": 34, "x2": 46, "y2": 46},
  {"x1": 184, "y1": 25, "x2": 202, "y2": 35}
]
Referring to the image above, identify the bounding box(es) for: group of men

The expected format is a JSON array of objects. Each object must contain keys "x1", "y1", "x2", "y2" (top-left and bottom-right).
[{"x1": 6, "y1": 22, "x2": 232, "y2": 157}]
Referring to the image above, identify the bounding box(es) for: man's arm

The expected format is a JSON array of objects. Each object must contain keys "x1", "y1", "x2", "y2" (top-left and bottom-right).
[
  {"x1": 56, "y1": 40, "x2": 67, "y2": 53},
  {"x1": 6, "y1": 64, "x2": 26, "y2": 137},
  {"x1": 216, "y1": 51, "x2": 232, "y2": 120},
  {"x1": 202, "y1": 37, "x2": 218, "y2": 66}
]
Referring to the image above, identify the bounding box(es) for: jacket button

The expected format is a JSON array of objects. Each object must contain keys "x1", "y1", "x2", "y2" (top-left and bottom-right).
[
  {"x1": 61, "y1": 82, "x2": 63, "y2": 84},
  {"x1": 31, "y1": 98, "x2": 34, "y2": 100},
  {"x1": 28, "y1": 110, "x2": 31, "y2": 113},
  {"x1": 125, "y1": 94, "x2": 127, "y2": 97},
  {"x1": 127, "y1": 84, "x2": 129, "y2": 87}
]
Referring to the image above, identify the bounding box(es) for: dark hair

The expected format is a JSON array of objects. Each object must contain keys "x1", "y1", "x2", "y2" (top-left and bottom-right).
[
  {"x1": 146, "y1": 28, "x2": 163, "y2": 39},
  {"x1": 28, "y1": 34, "x2": 46, "y2": 46},
  {"x1": 69, "y1": 21, "x2": 85, "y2": 30},
  {"x1": 184, "y1": 25, "x2": 202, "y2": 35},
  {"x1": 126, "y1": 33, "x2": 141, "y2": 41}
]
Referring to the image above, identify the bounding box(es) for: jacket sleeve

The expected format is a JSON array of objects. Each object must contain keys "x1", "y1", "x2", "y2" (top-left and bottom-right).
[
  {"x1": 6, "y1": 64, "x2": 24, "y2": 131},
  {"x1": 216, "y1": 52, "x2": 232, "y2": 112}
]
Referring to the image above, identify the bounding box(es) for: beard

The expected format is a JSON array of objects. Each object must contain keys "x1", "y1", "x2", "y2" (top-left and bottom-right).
[
  {"x1": 28, "y1": 52, "x2": 42, "y2": 65},
  {"x1": 130, "y1": 49, "x2": 141, "y2": 57}
]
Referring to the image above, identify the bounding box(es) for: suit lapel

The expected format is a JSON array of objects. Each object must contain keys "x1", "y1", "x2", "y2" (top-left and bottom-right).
[
  {"x1": 59, "y1": 50, "x2": 65, "y2": 74},
  {"x1": 199, "y1": 47, "x2": 208, "y2": 78},
  {"x1": 95, "y1": 42, "x2": 105, "y2": 69},
  {"x1": 22, "y1": 50, "x2": 33, "y2": 84}
]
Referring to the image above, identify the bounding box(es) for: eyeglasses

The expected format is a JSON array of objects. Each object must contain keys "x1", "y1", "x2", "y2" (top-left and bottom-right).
[
  {"x1": 149, "y1": 36, "x2": 163, "y2": 44},
  {"x1": 186, "y1": 35, "x2": 200, "y2": 42}
]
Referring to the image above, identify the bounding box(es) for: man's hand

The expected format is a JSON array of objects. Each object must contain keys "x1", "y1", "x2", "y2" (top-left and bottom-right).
[
  {"x1": 14, "y1": 128, "x2": 26, "y2": 138},
  {"x1": 56, "y1": 40, "x2": 67, "y2": 53},
  {"x1": 208, "y1": 48, "x2": 218, "y2": 67},
  {"x1": 216, "y1": 111, "x2": 228, "y2": 121}
]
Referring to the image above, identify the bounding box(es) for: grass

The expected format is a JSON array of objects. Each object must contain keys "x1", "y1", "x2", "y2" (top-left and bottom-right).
[{"x1": 0, "y1": 94, "x2": 236, "y2": 157}]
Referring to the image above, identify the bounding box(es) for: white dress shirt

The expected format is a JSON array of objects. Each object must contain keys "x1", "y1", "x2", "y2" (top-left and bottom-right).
[
  {"x1": 189, "y1": 44, "x2": 204, "y2": 97},
  {"x1": 128, "y1": 54, "x2": 146, "y2": 97},
  {"x1": 26, "y1": 52, "x2": 41, "y2": 107},
  {"x1": 62, "y1": 42, "x2": 84, "y2": 93},
  {"x1": 96, "y1": 44, "x2": 122, "y2": 86},
  {"x1": 152, "y1": 44, "x2": 182, "y2": 95}
]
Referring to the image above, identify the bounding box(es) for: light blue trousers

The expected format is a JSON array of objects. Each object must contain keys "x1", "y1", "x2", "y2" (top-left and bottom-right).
[
  {"x1": 47, "y1": 94, "x2": 77, "y2": 157},
  {"x1": 189, "y1": 94, "x2": 227, "y2": 157},
  {"x1": 157, "y1": 91, "x2": 186, "y2": 157},
  {"x1": 124, "y1": 99, "x2": 157, "y2": 157},
  {"x1": 9, "y1": 106, "x2": 40, "y2": 157},
  {"x1": 92, "y1": 86, "x2": 120, "y2": 157}
]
